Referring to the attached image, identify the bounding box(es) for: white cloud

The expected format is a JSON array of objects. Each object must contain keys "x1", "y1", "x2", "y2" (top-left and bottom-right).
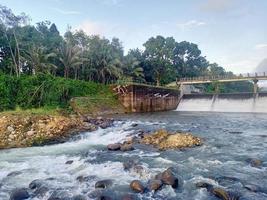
[
  {"x1": 254, "y1": 44, "x2": 267, "y2": 50},
  {"x1": 51, "y1": 8, "x2": 81, "y2": 15},
  {"x1": 75, "y1": 20, "x2": 105, "y2": 35},
  {"x1": 177, "y1": 20, "x2": 207, "y2": 30}
]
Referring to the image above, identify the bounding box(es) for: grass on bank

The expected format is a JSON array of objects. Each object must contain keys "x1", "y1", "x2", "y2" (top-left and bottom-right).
[{"x1": 0, "y1": 73, "x2": 121, "y2": 116}]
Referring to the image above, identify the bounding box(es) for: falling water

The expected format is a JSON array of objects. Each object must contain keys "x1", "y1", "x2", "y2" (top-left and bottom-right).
[{"x1": 177, "y1": 93, "x2": 267, "y2": 113}]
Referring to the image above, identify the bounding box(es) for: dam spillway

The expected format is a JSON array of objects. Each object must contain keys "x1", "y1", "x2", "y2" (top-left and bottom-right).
[{"x1": 177, "y1": 92, "x2": 267, "y2": 113}]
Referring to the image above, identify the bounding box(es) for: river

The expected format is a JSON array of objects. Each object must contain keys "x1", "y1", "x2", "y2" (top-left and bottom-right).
[{"x1": 0, "y1": 111, "x2": 267, "y2": 199}]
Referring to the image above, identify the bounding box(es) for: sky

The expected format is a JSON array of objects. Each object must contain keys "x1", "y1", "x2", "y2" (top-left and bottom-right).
[{"x1": 1, "y1": 0, "x2": 267, "y2": 74}]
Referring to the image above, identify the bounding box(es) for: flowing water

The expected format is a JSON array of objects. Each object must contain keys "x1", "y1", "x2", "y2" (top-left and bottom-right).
[
  {"x1": 177, "y1": 93, "x2": 267, "y2": 113},
  {"x1": 0, "y1": 111, "x2": 267, "y2": 199}
]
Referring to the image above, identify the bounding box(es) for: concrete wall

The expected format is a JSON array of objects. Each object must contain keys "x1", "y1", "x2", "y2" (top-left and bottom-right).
[{"x1": 115, "y1": 84, "x2": 180, "y2": 113}]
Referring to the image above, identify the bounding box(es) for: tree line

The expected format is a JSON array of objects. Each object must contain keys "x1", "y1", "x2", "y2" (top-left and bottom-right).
[{"x1": 0, "y1": 4, "x2": 250, "y2": 91}]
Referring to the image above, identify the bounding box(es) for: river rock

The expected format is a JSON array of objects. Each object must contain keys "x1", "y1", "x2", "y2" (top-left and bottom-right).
[
  {"x1": 76, "y1": 175, "x2": 97, "y2": 183},
  {"x1": 107, "y1": 143, "x2": 121, "y2": 151},
  {"x1": 98, "y1": 195, "x2": 113, "y2": 200},
  {"x1": 72, "y1": 195, "x2": 87, "y2": 200},
  {"x1": 121, "y1": 194, "x2": 136, "y2": 200},
  {"x1": 141, "y1": 129, "x2": 202, "y2": 150},
  {"x1": 243, "y1": 184, "x2": 260, "y2": 193},
  {"x1": 7, "y1": 126, "x2": 15, "y2": 132},
  {"x1": 160, "y1": 169, "x2": 179, "y2": 188},
  {"x1": 7, "y1": 171, "x2": 22, "y2": 177},
  {"x1": 29, "y1": 179, "x2": 44, "y2": 190},
  {"x1": 120, "y1": 144, "x2": 134, "y2": 151},
  {"x1": 250, "y1": 159, "x2": 263, "y2": 168},
  {"x1": 123, "y1": 160, "x2": 137, "y2": 171},
  {"x1": 33, "y1": 186, "x2": 49, "y2": 198},
  {"x1": 9, "y1": 188, "x2": 30, "y2": 200},
  {"x1": 211, "y1": 188, "x2": 229, "y2": 200},
  {"x1": 130, "y1": 180, "x2": 145, "y2": 193},
  {"x1": 195, "y1": 182, "x2": 214, "y2": 191},
  {"x1": 148, "y1": 179, "x2": 162, "y2": 191},
  {"x1": 95, "y1": 180, "x2": 113, "y2": 189},
  {"x1": 26, "y1": 130, "x2": 35, "y2": 137},
  {"x1": 65, "y1": 160, "x2": 74, "y2": 165}
]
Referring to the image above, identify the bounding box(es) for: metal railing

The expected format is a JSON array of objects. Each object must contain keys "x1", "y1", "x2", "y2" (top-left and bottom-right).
[{"x1": 178, "y1": 72, "x2": 267, "y2": 83}]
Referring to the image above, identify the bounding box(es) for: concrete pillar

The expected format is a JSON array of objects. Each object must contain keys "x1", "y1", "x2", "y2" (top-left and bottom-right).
[
  {"x1": 215, "y1": 84, "x2": 220, "y2": 94},
  {"x1": 179, "y1": 84, "x2": 184, "y2": 97},
  {"x1": 253, "y1": 79, "x2": 259, "y2": 94}
]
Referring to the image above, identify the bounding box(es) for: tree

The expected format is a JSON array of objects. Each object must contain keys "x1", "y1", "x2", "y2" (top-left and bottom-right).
[
  {"x1": 123, "y1": 49, "x2": 144, "y2": 82},
  {"x1": 59, "y1": 41, "x2": 82, "y2": 79},
  {"x1": 173, "y1": 41, "x2": 208, "y2": 78},
  {"x1": 0, "y1": 5, "x2": 29, "y2": 77},
  {"x1": 143, "y1": 36, "x2": 176, "y2": 86},
  {"x1": 22, "y1": 45, "x2": 57, "y2": 75},
  {"x1": 88, "y1": 36, "x2": 123, "y2": 84}
]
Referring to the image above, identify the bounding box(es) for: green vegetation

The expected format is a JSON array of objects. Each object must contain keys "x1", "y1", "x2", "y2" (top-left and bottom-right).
[
  {"x1": 0, "y1": 4, "x2": 253, "y2": 112},
  {"x1": 0, "y1": 73, "x2": 115, "y2": 111}
]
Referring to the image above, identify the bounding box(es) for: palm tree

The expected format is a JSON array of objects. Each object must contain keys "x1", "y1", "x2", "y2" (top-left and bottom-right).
[
  {"x1": 123, "y1": 54, "x2": 144, "y2": 82},
  {"x1": 22, "y1": 45, "x2": 57, "y2": 75},
  {"x1": 99, "y1": 57, "x2": 123, "y2": 84},
  {"x1": 59, "y1": 42, "x2": 82, "y2": 79}
]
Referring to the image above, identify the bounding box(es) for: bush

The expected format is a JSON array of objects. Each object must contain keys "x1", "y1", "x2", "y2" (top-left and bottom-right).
[{"x1": 0, "y1": 73, "x2": 114, "y2": 111}]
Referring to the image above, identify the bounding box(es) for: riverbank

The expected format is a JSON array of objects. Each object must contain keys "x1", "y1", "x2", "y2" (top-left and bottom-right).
[{"x1": 0, "y1": 108, "x2": 117, "y2": 149}]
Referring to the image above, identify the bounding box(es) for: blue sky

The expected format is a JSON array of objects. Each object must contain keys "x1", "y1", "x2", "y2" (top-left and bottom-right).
[{"x1": 1, "y1": 0, "x2": 267, "y2": 73}]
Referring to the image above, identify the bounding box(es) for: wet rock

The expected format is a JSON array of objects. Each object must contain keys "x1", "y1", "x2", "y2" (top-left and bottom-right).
[
  {"x1": 243, "y1": 184, "x2": 260, "y2": 193},
  {"x1": 88, "y1": 190, "x2": 115, "y2": 200},
  {"x1": 160, "y1": 169, "x2": 179, "y2": 188},
  {"x1": 120, "y1": 144, "x2": 134, "y2": 151},
  {"x1": 121, "y1": 194, "x2": 136, "y2": 200},
  {"x1": 48, "y1": 198, "x2": 61, "y2": 200},
  {"x1": 133, "y1": 165, "x2": 144, "y2": 174},
  {"x1": 215, "y1": 176, "x2": 240, "y2": 187},
  {"x1": 211, "y1": 188, "x2": 230, "y2": 200},
  {"x1": 130, "y1": 180, "x2": 145, "y2": 193},
  {"x1": 123, "y1": 160, "x2": 137, "y2": 171},
  {"x1": 99, "y1": 122, "x2": 112, "y2": 129},
  {"x1": 33, "y1": 186, "x2": 49, "y2": 198},
  {"x1": 9, "y1": 188, "x2": 30, "y2": 200},
  {"x1": 249, "y1": 159, "x2": 263, "y2": 168},
  {"x1": 229, "y1": 131, "x2": 243, "y2": 135},
  {"x1": 7, "y1": 171, "x2": 22, "y2": 177},
  {"x1": 65, "y1": 160, "x2": 74, "y2": 165},
  {"x1": 95, "y1": 180, "x2": 113, "y2": 189},
  {"x1": 131, "y1": 124, "x2": 138, "y2": 127},
  {"x1": 107, "y1": 143, "x2": 121, "y2": 151},
  {"x1": 148, "y1": 179, "x2": 162, "y2": 191},
  {"x1": 29, "y1": 179, "x2": 43, "y2": 190},
  {"x1": 195, "y1": 182, "x2": 214, "y2": 192},
  {"x1": 72, "y1": 195, "x2": 87, "y2": 200},
  {"x1": 76, "y1": 175, "x2": 97, "y2": 183},
  {"x1": 98, "y1": 195, "x2": 113, "y2": 200}
]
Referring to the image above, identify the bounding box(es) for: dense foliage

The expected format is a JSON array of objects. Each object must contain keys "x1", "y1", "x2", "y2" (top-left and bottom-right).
[
  {"x1": 0, "y1": 4, "x2": 253, "y2": 110},
  {"x1": 0, "y1": 73, "x2": 113, "y2": 111}
]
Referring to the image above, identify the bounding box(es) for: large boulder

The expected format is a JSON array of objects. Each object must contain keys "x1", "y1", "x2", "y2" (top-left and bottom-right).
[
  {"x1": 107, "y1": 143, "x2": 121, "y2": 151},
  {"x1": 148, "y1": 179, "x2": 162, "y2": 191},
  {"x1": 158, "y1": 169, "x2": 179, "y2": 189},
  {"x1": 9, "y1": 188, "x2": 30, "y2": 200},
  {"x1": 141, "y1": 129, "x2": 202, "y2": 150},
  {"x1": 130, "y1": 180, "x2": 145, "y2": 193}
]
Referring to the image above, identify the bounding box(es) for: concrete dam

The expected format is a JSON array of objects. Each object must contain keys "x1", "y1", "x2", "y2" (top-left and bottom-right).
[{"x1": 177, "y1": 92, "x2": 267, "y2": 113}]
